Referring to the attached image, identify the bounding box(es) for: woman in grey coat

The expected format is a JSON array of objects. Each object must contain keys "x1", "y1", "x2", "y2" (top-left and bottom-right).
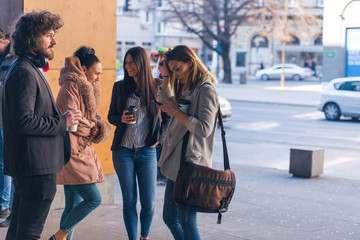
[{"x1": 158, "y1": 45, "x2": 219, "y2": 240}]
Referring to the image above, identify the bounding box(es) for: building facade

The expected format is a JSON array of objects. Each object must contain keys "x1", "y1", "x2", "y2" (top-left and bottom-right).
[
  {"x1": 116, "y1": 0, "x2": 203, "y2": 68},
  {"x1": 322, "y1": 0, "x2": 360, "y2": 82},
  {"x1": 232, "y1": 0, "x2": 324, "y2": 81},
  {"x1": 117, "y1": 0, "x2": 323, "y2": 82}
]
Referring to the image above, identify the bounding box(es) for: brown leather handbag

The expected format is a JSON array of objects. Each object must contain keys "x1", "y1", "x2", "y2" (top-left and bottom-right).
[{"x1": 172, "y1": 108, "x2": 236, "y2": 224}]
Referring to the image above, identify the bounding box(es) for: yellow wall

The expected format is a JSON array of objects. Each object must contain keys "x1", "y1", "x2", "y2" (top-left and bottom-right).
[{"x1": 23, "y1": 0, "x2": 117, "y2": 174}]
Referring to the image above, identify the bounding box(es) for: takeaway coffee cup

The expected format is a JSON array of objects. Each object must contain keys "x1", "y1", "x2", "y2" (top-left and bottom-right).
[
  {"x1": 177, "y1": 99, "x2": 191, "y2": 114},
  {"x1": 66, "y1": 120, "x2": 79, "y2": 132},
  {"x1": 126, "y1": 105, "x2": 138, "y2": 124}
]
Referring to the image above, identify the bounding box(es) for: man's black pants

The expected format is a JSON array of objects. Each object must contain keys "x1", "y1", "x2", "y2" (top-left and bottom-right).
[{"x1": 5, "y1": 174, "x2": 57, "y2": 240}]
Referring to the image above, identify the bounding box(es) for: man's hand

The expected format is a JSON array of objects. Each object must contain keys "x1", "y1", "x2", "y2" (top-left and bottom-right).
[{"x1": 64, "y1": 110, "x2": 82, "y2": 127}]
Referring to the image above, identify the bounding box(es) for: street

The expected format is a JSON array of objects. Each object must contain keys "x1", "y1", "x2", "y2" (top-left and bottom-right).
[{"x1": 213, "y1": 101, "x2": 360, "y2": 180}]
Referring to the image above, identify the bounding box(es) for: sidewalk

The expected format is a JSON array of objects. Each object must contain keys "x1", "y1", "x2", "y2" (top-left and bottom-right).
[
  {"x1": 216, "y1": 79, "x2": 323, "y2": 107},
  {"x1": 2, "y1": 163, "x2": 359, "y2": 240},
  {"x1": 3, "y1": 80, "x2": 360, "y2": 240}
]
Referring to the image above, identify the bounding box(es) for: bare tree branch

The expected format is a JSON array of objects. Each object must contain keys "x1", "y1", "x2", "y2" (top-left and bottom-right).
[{"x1": 161, "y1": 0, "x2": 254, "y2": 83}]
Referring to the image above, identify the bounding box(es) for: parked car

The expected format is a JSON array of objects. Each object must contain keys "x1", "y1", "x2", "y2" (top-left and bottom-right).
[
  {"x1": 317, "y1": 77, "x2": 360, "y2": 120},
  {"x1": 255, "y1": 64, "x2": 312, "y2": 81},
  {"x1": 219, "y1": 96, "x2": 232, "y2": 122}
]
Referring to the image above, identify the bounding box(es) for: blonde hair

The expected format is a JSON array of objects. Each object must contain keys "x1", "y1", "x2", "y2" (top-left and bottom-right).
[{"x1": 165, "y1": 45, "x2": 217, "y2": 100}]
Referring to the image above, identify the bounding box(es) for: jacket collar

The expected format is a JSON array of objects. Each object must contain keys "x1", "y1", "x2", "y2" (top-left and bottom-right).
[
  {"x1": 58, "y1": 56, "x2": 100, "y2": 120},
  {"x1": 22, "y1": 56, "x2": 61, "y2": 115}
]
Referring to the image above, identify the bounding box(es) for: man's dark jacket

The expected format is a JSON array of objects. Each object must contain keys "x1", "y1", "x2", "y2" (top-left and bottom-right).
[{"x1": 3, "y1": 56, "x2": 67, "y2": 177}]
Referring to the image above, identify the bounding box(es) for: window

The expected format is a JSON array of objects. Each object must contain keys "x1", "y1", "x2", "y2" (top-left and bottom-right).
[
  {"x1": 314, "y1": 37, "x2": 322, "y2": 46},
  {"x1": 157, "y1": 0, "x2": 163, "y2": 7},
  {"x1": 236, "y1": 52, "x2": 246, "y2": 67},
  {"x1": 339, "y1": 81, "x2": 360, "y2": 91},
  {"x1": 334, "y1": 82, "x2": 343, "y2": 90},
  {"x1": 146, "y1": 11, "x2": 150, "y2": 23},
  {"x1": 316, "y1": 0, "x2": 324, "y2": 7},
  {"x1": 251, "y1": 35, "x2": 269, "y2": 48},
  {"x1": 289, "y1": 36, "x2": 300, "y2": 45},
  {"x1": 346, "y1": 28, "x2": 360, "y2": 77},
  {"x1": 156, "y1": 22, "x2": 163, "y2": 33}
]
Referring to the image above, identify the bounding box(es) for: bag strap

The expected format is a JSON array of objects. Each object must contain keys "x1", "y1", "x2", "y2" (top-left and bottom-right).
[
  {"x1": 180, "y1": 106, "x2": 231, "y2": 170},
  {"x1": 218, "y1": 107, "x2": 230, "y2": 170}
]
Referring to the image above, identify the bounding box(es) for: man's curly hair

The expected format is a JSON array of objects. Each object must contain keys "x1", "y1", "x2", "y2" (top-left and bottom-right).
[{"x1": 12, "y1": 10, "x2": 63, "y2": 56}]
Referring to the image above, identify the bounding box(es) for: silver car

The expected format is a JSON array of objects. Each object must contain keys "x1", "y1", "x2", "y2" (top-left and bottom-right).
[
  {"x1": 255, "y1": 64, "x2": 312, "y2": 81},
  {"x1": 317, "y1": 77, "x2": 360, "y2": 120}
]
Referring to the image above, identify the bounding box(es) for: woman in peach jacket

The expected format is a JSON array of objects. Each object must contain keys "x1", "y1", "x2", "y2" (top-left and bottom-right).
[{"x1": 50, "y1": 46, "x2": 111, "y2": 240}]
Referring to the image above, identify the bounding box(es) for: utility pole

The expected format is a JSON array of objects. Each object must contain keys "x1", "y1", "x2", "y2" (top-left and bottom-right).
[{"x1": 280, "y1": 0, "x2": 289, "y2": 87}]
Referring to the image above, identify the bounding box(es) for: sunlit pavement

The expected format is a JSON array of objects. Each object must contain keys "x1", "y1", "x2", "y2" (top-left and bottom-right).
[
  {"x1": 2, "y1": 163, "x2": 360, "y2": 240},
  {"x1": 216, "y1": 78, "x2": 323, "y2": 107}
]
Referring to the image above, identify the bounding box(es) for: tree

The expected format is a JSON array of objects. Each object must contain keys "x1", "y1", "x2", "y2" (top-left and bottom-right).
[
  {"x1": 163, "y1": 0, "x2": 253, "y2": 84},
  {"x1": 251, "y1": 0, "x2": 321, "y2": 87}
]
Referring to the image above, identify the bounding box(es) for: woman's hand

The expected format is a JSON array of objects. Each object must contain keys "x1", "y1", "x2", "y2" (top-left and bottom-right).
[
  {"x1": 91, "y1": 125, "x2": 100, "y2": 137},
  {"x1": 121, "y1": 110, "x2": 134, "y2": 124},
  {"x1": 158, "y1": 100, "x2": 178, "y2": 117},
  {"x1": 159, "y1": 61, "x2": 171, "y2": 88},
  {"x1": 151, "y1": 141, "x2": 159, "y2": 148},
  {"x1": 158, "y1": 100, "x2": 188, "y2": 126}
]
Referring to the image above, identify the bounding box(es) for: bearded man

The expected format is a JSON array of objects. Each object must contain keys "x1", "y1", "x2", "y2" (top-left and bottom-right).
[{"x1": 2, "y1": 11, "x2": 82, "y2": 240}]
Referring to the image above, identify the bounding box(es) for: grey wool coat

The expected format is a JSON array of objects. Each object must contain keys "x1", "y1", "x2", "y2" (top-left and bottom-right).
[{"x1": 158, "y1": 78, "x2": 219, "y2": 181}]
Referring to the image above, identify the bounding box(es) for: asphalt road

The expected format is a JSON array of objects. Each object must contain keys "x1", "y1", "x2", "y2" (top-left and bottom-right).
[{"x1": 213, "y1": 101, "x2": 360, "y2": 180}]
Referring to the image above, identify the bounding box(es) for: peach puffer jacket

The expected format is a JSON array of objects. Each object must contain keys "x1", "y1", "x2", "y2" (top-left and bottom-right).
[{"x1": 56, "y1": 56, "x2": 111, "y2": 185}]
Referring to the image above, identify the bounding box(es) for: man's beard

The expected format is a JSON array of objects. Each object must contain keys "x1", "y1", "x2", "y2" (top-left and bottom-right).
[{"x1": 33, "y1": 40, "x2": 55, "y2": 60}]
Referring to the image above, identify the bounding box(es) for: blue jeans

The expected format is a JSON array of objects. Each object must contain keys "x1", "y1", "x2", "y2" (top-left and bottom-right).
[
  {"x1": 0, "y1": 129, "x2": 11, "y2": 211},
  {"x1": 60, "y1": 184, "x2": 101, "y2": 240},
  {"x1": 163, "y1": 180, "x2": 201, "y2": 240},
  {"x1": 113, "y1": 146, "x2": 157, "y2": 240},
  {"x1": 156, "y1": 145, "x2": 167, "y2": 182}
]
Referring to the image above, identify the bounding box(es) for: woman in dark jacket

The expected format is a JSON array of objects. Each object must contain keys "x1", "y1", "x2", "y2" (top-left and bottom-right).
[{"x1": 108, "y1": 46, "x2": 169, "y2": 240}]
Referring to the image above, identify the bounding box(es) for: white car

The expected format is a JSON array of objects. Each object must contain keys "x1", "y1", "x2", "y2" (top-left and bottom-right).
[
  {"x1": 255, "y1": 64, "x2": 312, "y2": 81},
  {"x1": 219, "y1": 96, "x2": 232, "y2": 122},
  {"x1": 317, "y1": 77, "x2": 360, "y2": 120}
]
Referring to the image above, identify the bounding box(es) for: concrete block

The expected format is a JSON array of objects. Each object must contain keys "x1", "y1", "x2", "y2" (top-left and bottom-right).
[
  {"x1": 289, "y1": 148, "x2": 324, "y2": 178},
  {"x1": 50, "y1": 174, "x2": 114, "y2": 210}
]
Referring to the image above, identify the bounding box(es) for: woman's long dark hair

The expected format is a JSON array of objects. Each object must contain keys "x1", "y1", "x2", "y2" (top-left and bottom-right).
[{"x1": 122, "y1": 46, "x2": 158, "y2": 111}]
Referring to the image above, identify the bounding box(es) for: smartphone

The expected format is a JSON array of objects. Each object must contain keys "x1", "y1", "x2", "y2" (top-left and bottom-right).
[{"x1": 153, "y1": 100, "x2": 163, "y2": 105}]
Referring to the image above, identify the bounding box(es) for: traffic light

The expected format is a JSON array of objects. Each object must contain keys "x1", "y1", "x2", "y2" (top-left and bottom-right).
[{"x1": 124, "y1": 0, "x2": 131, "y2": 11}]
